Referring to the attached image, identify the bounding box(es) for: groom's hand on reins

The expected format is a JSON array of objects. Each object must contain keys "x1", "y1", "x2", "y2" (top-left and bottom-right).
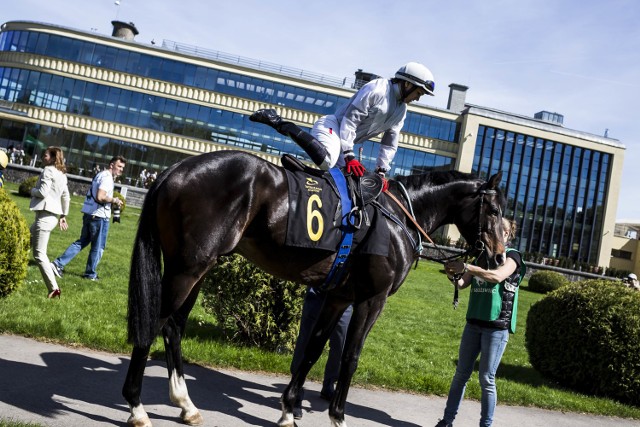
[{"x1": 445, "y1": 259, "x2": 467, "y2": 279}]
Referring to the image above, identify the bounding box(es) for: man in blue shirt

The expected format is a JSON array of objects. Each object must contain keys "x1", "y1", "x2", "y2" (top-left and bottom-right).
[{"x1": 52, "y1": 155, "x2": 126, "y2": 280}]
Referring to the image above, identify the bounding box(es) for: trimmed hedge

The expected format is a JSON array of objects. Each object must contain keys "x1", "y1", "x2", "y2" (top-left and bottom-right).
[
  {"x1": 18, "y1": 176, "x2": 38, "y2": 197},
  {"x1": 201, "y1": 254, "x2": 306, "y2": 352},
  {"x1": 527, "y1": 270, "x2": 569, "y2": 294},
  {"x1": 0, "y1": 188, "x2": 31, "y2": 297},
  {"x1": 526, "y1": 280, "x2": 640, "y2": 405}
]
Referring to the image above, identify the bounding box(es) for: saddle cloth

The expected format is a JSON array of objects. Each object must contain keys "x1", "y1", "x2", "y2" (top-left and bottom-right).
[{"x1": 284, "y1": 168, "x2": 389, "y2": 257}]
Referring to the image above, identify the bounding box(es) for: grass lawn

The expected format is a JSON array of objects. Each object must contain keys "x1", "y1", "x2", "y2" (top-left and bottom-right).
[{"x1": 1, "y1": 182, "x2": 638, "y2": 419}]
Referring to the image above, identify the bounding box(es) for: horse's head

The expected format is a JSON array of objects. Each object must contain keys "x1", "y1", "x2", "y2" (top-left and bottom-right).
[{"x1": 455, "y1": 171, "x2": 506, "y2": 269}]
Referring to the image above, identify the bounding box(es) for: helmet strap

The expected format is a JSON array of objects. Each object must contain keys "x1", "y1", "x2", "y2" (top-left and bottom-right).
[
  {"x1": 400, "y1": 82, "x2": 418, "y2": 103},
  {"x1": 399, "y1": 81, "x2": 411, "y2": 102}
]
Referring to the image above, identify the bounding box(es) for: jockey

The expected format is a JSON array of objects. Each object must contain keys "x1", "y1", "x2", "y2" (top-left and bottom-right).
[{"x1": 250, "y1": 62, "x2": 435, "y2": 185}]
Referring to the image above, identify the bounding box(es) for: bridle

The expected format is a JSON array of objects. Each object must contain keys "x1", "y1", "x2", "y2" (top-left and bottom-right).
[{"x1": 471, "y1": 187, "x2": 501, "y2": 263}]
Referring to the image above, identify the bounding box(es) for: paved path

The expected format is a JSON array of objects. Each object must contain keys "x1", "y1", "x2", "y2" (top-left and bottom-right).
[{"x1": 1, "y1": 335, "x2": 638, "y2": 427}]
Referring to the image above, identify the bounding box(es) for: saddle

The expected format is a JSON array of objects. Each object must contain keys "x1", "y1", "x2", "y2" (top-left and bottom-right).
[
  {"x1": 281, "y1": 154, "x2": 383, "y2": 206},
  {"x1": 281, "y1": 154, "x2": 389, "y2": 290}
]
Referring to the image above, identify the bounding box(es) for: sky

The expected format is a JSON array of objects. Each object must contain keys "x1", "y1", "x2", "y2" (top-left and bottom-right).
[{"x1": 5, "y1": 0, "x2": 640, "y2": 220}]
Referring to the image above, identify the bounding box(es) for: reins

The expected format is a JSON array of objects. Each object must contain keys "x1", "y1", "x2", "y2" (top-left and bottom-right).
[
  {"x1": 384, "y1": 187, "x2": 476, "y2": 263},
  {"x1": 384, "y1": 189, "x2": 445, "y2": 257},
  {"x1": 382, "y1": 183, "x2": 499, "y2": 309}
]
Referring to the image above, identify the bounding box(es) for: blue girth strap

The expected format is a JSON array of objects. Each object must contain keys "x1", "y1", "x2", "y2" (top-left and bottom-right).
[{"x1": 321, "y1": 168, "x2": 355, "y2": 291}]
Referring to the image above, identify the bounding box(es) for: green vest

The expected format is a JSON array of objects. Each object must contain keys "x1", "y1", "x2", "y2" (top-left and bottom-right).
[{"x1": 466, "y1": 248, "x2": 526, "y2": 333}]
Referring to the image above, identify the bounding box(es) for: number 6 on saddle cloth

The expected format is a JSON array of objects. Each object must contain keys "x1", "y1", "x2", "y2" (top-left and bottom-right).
[{"x1": 281, "y1": 154, "x2": 390, "y2": 290}]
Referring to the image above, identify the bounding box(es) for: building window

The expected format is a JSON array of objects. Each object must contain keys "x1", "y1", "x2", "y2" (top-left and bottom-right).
[{"x1": 611, "y1": 249, "x2": 632, "y2": 260}]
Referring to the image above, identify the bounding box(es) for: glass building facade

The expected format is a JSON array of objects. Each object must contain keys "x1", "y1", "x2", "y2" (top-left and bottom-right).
[
  {"x1": 0, "y1": 21, "x2": 624, "y2": 266},
  {"x1": 472, "y1": 125, "x2": 610, "y2": 263},
  {"x1": 0, "y1": 28, "x2": 457, "y2": 182}
]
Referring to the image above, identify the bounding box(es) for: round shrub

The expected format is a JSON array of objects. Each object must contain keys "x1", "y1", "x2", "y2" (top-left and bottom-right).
[
  {"x1": 18, "y1": 175, "x2": 38, "y2": 197},
  {"x1": 201, "y1": 254, "x2": 306, "y2": 352},
  {"x1": 526, "y1": 280, "x2": 640, "y2": 405},
  {"x1": 527, "y1": 270, "x2": 568, "y2": 294},
  {"x1": 0, "y1": 188, "x2": 31, "y2": 297}
]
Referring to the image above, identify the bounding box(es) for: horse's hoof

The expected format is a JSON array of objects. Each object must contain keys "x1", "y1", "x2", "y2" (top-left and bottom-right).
[
  {"x1": 330, "y1": 416, "x2": 348, "y2": 427},
  {"x1": 127, "y1": 415, "x2": 152, "y2": 427},
  {"x1": 181, "y1": 409, "x2": 204, "y2": 426},
  {"x1": 276, "y1": 413, "x2": 295, "y2": 427}
]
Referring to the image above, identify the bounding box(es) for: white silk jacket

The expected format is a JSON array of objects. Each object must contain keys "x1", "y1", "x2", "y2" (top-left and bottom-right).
[{"x1": 332, "y1": 78, "x2": 406, "y2": 171}]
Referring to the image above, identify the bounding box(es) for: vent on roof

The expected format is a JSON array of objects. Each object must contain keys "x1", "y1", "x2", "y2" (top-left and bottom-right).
[
  {"x1": 534, "y1": 111, "x2": 564, "y2": 125},
  {"x1": 111, "y1": 21, "x2": 139, "y2": 40},
  {"x1": 353, "y1": 69, "x2": 380, "y2": 90}
]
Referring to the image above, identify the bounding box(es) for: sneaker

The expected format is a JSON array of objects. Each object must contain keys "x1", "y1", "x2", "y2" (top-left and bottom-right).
[
  {"x1": 82, "y1": 275, "x2": 99, "y2": 281},
  {"x1": 435, "y1": 419, "x2": 452, "y2": 427},
  {"x1": 292, "y1": 389, "x2": 304, "y2": 420},
  {"x1": 292, "y1": 399, "x2": 303, "y2": 420},
  {"x1": 51, "y1": 262, "x2": 63, "y2": 278}
]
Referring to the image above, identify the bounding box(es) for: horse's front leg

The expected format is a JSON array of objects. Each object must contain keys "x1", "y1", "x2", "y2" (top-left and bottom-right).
[
  {"x1": 122, "y1": 345, "x2": 153, "y2": 427},
  {"x1": 278, "y1": 293, "x2": 347, "y2": 427},
  {"x1": 277, "y1": 370, "x2": 307, "y2": 427},
  {"x1": 328, "y1": 293, "x2": 388, "y2": 427}
]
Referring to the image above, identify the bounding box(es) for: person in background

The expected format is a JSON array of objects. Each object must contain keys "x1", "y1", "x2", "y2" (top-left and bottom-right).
[
  {"x1": 29, "y1": 147, "x2": 70, "y2": 299},
  {"x1": 623, "y1": 273, "x2": 639, "y2": 290},
  {"x1": 250, "y1": 62, "x2": 435, "y2": 190},
  {"x1": 289, "y1": 288, "x2": 353, "y2": 419},
  {"x1": 435, "y1": 218, "x2": 526, "y2": 427},
  {"x1": 51, "y1": 155, "x2": 126, "y2": 281},
  {"x1": 0, "y1": 150, "x2": 7, "y2": 188}
]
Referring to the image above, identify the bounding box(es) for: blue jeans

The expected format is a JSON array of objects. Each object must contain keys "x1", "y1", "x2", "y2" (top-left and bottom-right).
[
  {"x1": 291, "y1": 287, "x2": 353, "y2": 392},
  {"x1": 54, "y1": 214, "x2": 110, "y2": 279},
  {"x1": 443, "y1": 322, "x2": 509, "y2": 427}
]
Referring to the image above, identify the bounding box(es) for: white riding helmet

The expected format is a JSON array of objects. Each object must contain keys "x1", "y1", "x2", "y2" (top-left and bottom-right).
[
  {"x1": 0, "y1": 150, "x2": 7, "y2": 169},
  {"x1": 395, "y1": 62, "x2": 435, "y2": 96},
  {"x1": 628, "y1": 273, "x2": 638, "y2": 280}
]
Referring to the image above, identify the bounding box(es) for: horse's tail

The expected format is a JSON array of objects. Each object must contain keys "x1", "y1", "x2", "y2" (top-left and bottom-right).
[{"x1": 126, "y1": 170, "x2": 172, "y2": 347}]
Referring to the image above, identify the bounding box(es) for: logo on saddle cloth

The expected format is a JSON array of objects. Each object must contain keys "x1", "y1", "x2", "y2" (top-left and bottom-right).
[{"x1": 284, "y1": 170, "x2": 390, "y2": 256}]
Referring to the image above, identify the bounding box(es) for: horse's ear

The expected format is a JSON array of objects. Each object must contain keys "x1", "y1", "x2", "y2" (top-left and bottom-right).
[{"x1": 487, "y1": 171, "x2": 503, "y2": 189}]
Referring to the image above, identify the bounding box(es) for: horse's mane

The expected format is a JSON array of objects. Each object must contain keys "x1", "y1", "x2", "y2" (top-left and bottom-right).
[{"x1": 395, "y1": 169, "x2": 481, "y2": 190}]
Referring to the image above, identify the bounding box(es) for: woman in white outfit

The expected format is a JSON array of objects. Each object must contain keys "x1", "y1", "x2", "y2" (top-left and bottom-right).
[{"x1": 30, "y1": 146, "x2": 70, "y2": 298}]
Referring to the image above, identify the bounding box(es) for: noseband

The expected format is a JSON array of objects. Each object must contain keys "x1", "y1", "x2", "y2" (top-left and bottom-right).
[{"x1": 473, "y1": 188, "x2": 500, "y2": 260}]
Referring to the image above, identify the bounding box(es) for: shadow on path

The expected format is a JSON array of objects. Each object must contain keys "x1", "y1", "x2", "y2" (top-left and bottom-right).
[{"x1": 0, "y1": 350, "x2": 420, "y2": 426}]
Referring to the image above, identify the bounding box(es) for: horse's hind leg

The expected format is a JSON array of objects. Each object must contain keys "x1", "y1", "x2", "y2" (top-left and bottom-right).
[
  {"x1": 162, "y1": 281, "x2": 204, "y2": 425},
  {"x1": 122, "y1": 345, "x2": 153, "y2": 427}
]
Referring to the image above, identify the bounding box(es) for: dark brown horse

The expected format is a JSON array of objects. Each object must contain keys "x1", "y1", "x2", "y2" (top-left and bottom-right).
[{"x1": 122, "y1": 150, "x2": 506, "y2": 427}]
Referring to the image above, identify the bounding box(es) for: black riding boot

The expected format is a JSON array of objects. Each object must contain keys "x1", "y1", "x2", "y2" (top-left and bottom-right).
[{"x1": 250, "y1": 109, "x2": 330, "y2": 167}]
